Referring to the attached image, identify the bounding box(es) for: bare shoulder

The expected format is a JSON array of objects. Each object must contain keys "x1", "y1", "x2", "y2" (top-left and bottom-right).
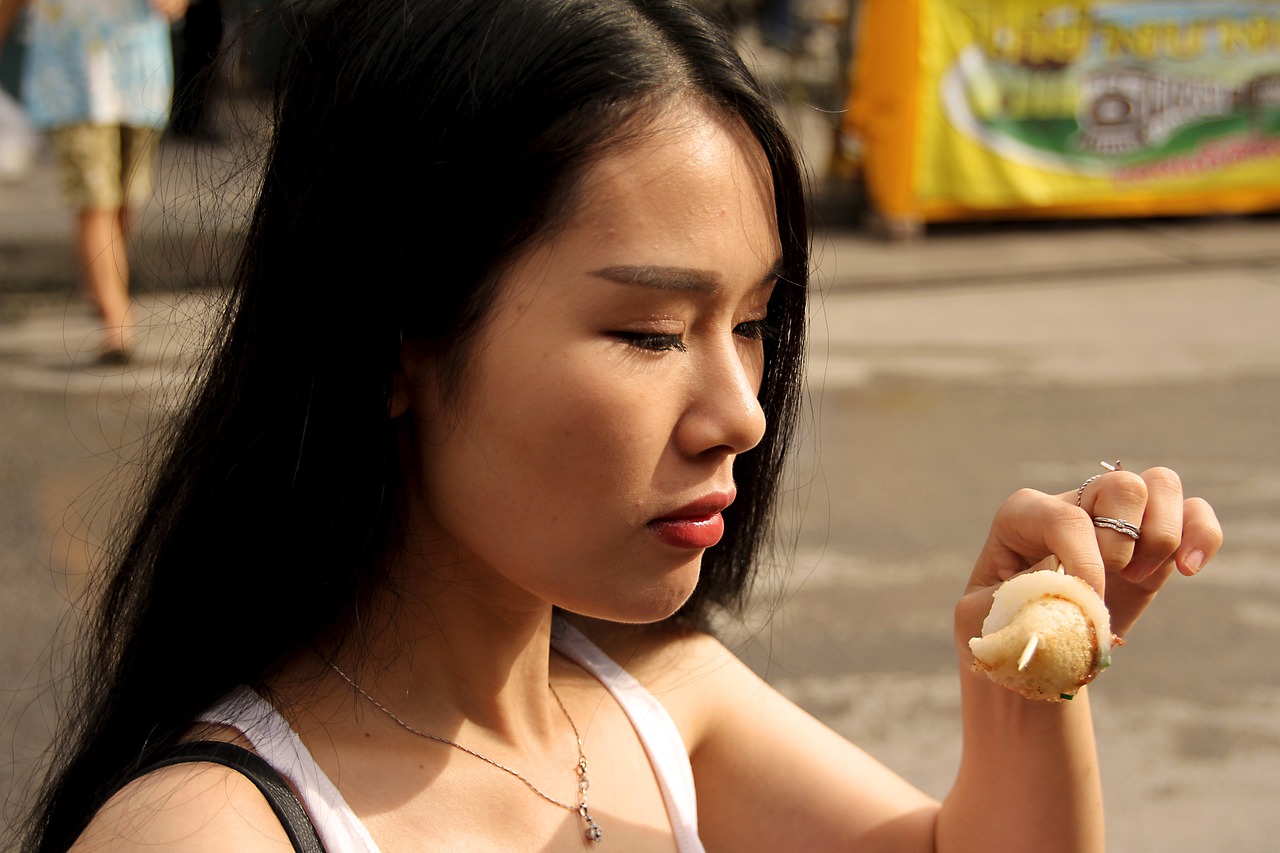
[
  {"x1": 577, "y1": 618, "x2": 939, "y2": 850},
  {"x1": 70, "y1": 761, "x2": 294, "y2": 852}
]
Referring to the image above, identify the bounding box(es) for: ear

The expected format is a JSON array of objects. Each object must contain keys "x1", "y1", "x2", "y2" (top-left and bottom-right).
[
  {"x1": 390, "y1": 341, "x2": 418, "y2": 419},
  {"x1": 389, "y1": 364, "x2": 411, "y2": 418},
  {"x1": 393, "y1": 342, "x2": 449, "y2": 422}
]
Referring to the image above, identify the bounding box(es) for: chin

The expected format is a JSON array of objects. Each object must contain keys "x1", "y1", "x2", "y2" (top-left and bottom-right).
[
  {"x1": 571, "y1": 561, "x2": 702, "y2": 625},
  {"x1": 625, "y1": 587, "x2": 697, "y2": 624}
]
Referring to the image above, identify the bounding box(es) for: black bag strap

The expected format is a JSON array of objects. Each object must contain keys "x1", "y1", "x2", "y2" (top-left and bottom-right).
[{"x1": 124, "y1": 740, "x2": 327, "y2": 852}]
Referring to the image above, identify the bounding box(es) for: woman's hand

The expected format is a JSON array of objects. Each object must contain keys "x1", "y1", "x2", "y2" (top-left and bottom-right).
[
  {"x1": 149, "y1": 0, "x2": 189, "y2": 23},
  {"x1": 938, "y1": 465, "x2": 1221, "y2": 852},
  {"x1": 957, "y1": 464, "x2": 1223, "y2": 651}
]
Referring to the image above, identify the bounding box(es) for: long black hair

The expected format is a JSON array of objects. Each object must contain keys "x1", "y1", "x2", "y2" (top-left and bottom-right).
[{"x1": 23, "y1": 1, "x2": 807, "y2": 849}]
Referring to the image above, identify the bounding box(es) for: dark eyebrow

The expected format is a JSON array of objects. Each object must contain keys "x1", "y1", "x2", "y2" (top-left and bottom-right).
[
  {"x1": 590, "y1": 265, "x2": 719, "y2": 293},
  {"x1": 590, "y1": 260, "x2": 785, "y2": 293}
]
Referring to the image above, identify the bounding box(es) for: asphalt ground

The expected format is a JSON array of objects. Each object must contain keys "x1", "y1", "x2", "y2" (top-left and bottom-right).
[{"x1": 2, "y1": 103, "x2": 1279, "y2": 849}]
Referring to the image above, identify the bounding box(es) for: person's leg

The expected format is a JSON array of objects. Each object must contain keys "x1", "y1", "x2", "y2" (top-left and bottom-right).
[
  {"x1": 75, "y1": 207, "x2": 132, "y2": 358},
  {"x1": 120, "y1": 125, "x2": 161, "y2": 240},
  {"x1": 99, "y1": 126, "x2": 165, "y2": 358},
  {"x1": 52, "y1": 124, "x2": 134, "y2": 360}
]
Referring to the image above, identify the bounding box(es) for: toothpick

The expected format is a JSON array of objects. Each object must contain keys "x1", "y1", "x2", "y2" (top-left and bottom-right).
[{"x1": 1017, "y1": 634, "x2": 1040, "y2": 671}]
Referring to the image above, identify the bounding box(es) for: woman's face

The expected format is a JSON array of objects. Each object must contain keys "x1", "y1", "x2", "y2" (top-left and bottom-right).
[{"x1": 398, "y1": 102, "x2": 782, "y2": 623}]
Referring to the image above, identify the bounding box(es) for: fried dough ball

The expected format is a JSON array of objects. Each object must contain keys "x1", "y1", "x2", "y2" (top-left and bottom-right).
[{"x1": 969, "y1": 562, "x2": 1114, "y2": 701}]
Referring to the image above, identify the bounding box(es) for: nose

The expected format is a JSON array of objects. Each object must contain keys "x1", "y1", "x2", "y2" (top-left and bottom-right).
[{"x1": 674, "y1": 340, "x2": 767, "y2": 458}]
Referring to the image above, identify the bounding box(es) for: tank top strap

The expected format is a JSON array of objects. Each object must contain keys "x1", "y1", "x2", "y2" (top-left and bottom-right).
[{"x1": 551, "y1": 618, "x2": 705, "y2": 853}]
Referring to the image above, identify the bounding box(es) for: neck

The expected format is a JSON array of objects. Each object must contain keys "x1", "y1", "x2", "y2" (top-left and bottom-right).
[{"x1": 317, "y1": 537, "x2": 571, "y2": 747}]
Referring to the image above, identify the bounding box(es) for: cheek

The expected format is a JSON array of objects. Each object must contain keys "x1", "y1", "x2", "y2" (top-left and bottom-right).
[
  {"x1": 499, "y1": 355, "x2": 663, "y2": 488},
  {"x1": 425, "y1": 348, "x2": 669, "y2": 537},
  {"x1": 411, "y1": 348, "x2": 700, "y2": 619}
]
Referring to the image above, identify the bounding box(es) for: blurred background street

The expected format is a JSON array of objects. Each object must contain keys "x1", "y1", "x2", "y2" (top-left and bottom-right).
[{"x1": 3, "y1": 2, "x2": 1280, "y2": 850}]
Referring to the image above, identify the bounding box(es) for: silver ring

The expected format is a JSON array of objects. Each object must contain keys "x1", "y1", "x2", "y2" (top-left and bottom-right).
[
  {"x1": 1076, "y1": 460, "x2": 1123, "y2": 507},
  {"x1": 1093, "y1": 516, "x2": 1141, "y2": 540}
]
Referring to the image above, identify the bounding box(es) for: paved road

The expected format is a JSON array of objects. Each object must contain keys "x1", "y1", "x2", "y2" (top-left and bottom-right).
[
  {"x1": 2, "y1": 140, "x2": 1278, "y2": 849},
  {"x1": 749, "y1": 220, "x2": 1280, "y2": 852}
]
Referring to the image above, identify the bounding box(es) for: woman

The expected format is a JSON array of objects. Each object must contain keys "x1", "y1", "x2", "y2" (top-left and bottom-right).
[{"x1": 21, "y1": 0, "x2": 1222, "y2": 850}]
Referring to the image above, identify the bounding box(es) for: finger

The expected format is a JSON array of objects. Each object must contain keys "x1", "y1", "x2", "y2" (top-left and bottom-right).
[
  {"x1": 1122, "y1": 467, "x2": 1184, "y2": 582},
  {"x1": 1175, "y1": 496, "x2": 1223, "y2": 576},
  {"x1": 1076, "y1": 470, "x2": 1147, "y2": 573},
  {"x1": 974, "y1": 489, "x2": 1106, "y2": 596}
]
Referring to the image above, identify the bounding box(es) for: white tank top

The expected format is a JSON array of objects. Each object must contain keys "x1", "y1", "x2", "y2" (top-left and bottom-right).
[{"x1": 201, "y1": 619, "x2": 704, "y2": 852}]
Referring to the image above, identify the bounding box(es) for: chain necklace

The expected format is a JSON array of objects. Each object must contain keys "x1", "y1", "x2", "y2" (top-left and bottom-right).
[{"x1": 328, "y1": 663, "x2": 603, "y2": 844}]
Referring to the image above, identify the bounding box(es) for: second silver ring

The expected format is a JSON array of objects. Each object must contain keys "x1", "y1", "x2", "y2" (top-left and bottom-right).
[{"x1": 1092, "y1": 516, "x2": 1141, "y2": 540}]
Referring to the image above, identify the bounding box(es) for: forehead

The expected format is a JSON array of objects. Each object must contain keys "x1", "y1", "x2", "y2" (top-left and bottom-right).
[{"x1": 564, "y1": 102, "x2": 781, "y2": 268}]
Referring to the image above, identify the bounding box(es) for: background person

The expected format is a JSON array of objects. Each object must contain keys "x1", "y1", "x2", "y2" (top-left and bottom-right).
[{"x1": 0, "y1": 0, "x2": 187, "y2": 362}]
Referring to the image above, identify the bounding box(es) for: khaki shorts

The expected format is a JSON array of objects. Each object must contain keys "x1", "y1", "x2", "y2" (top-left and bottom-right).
[{"x1": 49, "y1": 124, "x2": 162, "y2": 211}]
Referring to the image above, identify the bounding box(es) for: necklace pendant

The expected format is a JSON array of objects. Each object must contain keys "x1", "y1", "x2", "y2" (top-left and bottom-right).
[{"x1": 579, "y1": 804, "x2": 603, "y2": 843}]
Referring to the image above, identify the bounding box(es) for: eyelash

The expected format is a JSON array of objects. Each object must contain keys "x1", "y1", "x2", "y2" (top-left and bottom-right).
[
  {"x1": 613, "y1": 319, "x2": 774, "y2": 353},
  {"x1": 733, "y1": 318, "x2": 775, "y2": 341},
  {"x1": 613, "y1": 332, "x2": 688, "y2": 352}
]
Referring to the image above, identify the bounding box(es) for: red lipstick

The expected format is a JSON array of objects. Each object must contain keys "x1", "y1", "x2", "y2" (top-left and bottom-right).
[{"x1": 648, "y1": 492, "x2": 734, "y2": 550}]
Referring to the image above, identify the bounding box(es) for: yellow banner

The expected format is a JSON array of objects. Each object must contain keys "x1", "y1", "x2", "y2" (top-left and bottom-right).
[{"x1": 915, "y1": 0, "x2": 1280, "y2": 212}]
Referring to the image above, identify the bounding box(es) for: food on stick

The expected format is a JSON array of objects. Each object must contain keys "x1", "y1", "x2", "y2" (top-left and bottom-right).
[{"x1": 969, "y1": 560, "x2": 1115, "y2": 701}]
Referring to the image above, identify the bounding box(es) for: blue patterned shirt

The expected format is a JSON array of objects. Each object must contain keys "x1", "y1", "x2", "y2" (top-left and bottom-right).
[{"x1": 22, "y1": 0, "x2": 172, "y2": 129}]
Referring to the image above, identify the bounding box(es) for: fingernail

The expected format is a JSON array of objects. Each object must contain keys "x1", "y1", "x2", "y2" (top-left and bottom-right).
[{"x1": 1184, "y1": 549, "x2": 1205, "y2": 573}]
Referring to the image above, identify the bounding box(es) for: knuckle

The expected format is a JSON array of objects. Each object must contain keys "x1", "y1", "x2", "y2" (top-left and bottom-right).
[
  {"x1": 1144, "y1": 522, "x2": 1182, "y2": 554},
  {"x1": 1045, "y1": 497, "x2": 1090, "y2": 528},
  {"x1": 999, "y1": 487, "x2": 1046, "y2": 516},
  {"x1": 1186, "y1": 497, "x2": 1225, "y2": 544},
  {"x1": 1010, "y1": 486, "x2": 1045, "y2": 503},
  {"x1": 996, "y1": 488, "x2": 1087, "y2": 534},
  {"x1": 1103, "y1": 471, "x2": 1149, "y2": 505},
  {"x1": 1144, "y1": 466, "x2": 1183, "y2": 497}
]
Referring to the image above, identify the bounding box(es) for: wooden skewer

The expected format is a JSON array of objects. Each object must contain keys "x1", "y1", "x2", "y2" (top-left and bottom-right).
[{"x1": 1017, "y1": 634, "x2": 1040, "y2": 671}]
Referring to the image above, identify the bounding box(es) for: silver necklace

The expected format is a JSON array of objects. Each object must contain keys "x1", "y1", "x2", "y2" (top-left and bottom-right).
[{"x1": 328, "y1": 662, "x2": 603, "y2": 844}]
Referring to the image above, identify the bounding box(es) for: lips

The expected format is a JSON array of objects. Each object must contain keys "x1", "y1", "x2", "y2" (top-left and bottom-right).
[{"x1": 647, "y1": 492, "x2": 735, "y2": 550}]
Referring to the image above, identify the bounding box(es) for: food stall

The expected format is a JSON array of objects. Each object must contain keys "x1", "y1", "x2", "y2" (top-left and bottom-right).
[{"x1": 845, "y1": 0, "x2": 1280, "y2": 233}]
